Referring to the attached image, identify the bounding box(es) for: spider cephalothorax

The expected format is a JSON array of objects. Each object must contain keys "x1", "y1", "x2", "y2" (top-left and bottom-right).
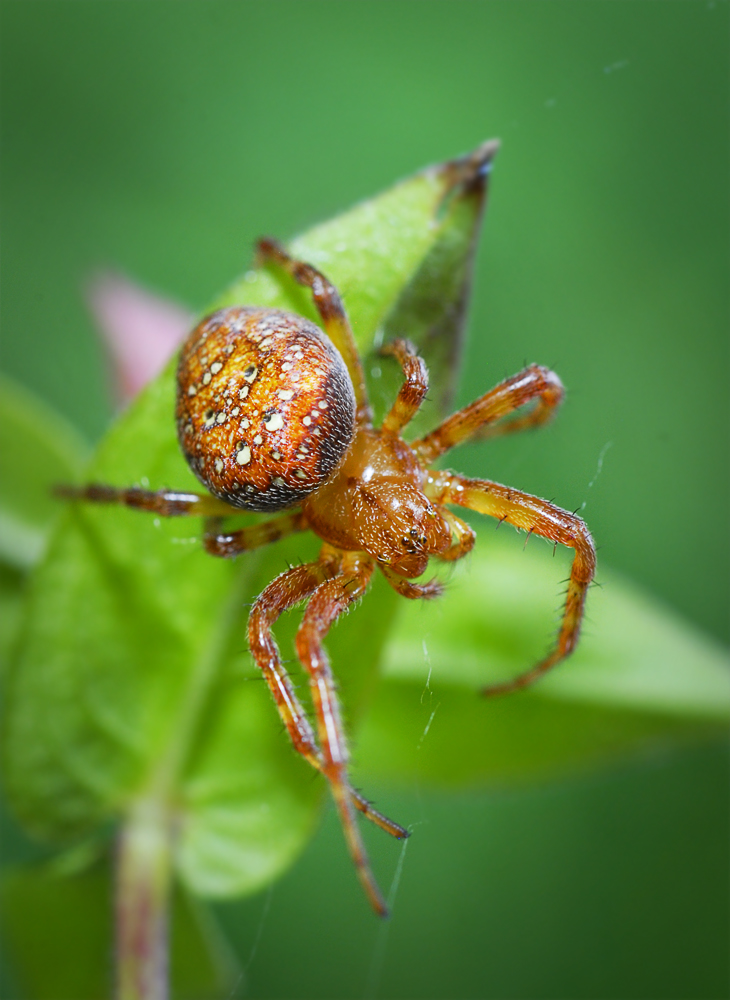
[{"x1": 67, "y1": 237, "x2": 596, "y2": 916}]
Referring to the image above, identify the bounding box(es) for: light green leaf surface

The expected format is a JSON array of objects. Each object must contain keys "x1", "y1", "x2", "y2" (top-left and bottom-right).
[
  {"x1": 356, "y1": 533, "x2": 730, "y2": 787},
  {"x1": 0, "y1": 375, "x2": 89, "y2": 569},
  {"x1": 3, "y1": 145, "x2": 491, "y2": 899},
  {"x1": 0, "y1": 377, "x2": 90, "y2": 675}
]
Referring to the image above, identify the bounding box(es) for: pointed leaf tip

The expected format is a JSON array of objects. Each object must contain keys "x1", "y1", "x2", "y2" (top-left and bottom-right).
[{"x1": 436, "y1": 138, "x2": 501, "y2": 200}]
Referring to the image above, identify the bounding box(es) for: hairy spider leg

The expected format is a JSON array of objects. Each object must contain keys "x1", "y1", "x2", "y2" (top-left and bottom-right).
[
  {"x1": 471, "y1": 366, "x2": 566, "y2": 443},
  {"x1": 437, "y1": 509, "x2": 476, "y2": 561},
  {"x1": 256, "y1": 238, "x2": 372, "y2": 425},
  {"x1": 413, "y1": 364, "x2": 565, "y2": 465},
  {"x1": 380, "y1": 338, "x2": 429, "y2": 434},
  {"x1": 248, "y1": 560, "x2": 332, "y2": 762},
  {"x1": 56, "y1": 484, "x2": 312, "y2": 560},
  {"x1": 294, "y1": 549, "x2": 394, "y2": 917},
  {"x1": 54, "y1": 484, "x2": 235, "y2": 517},
  {"x1": 202, "y1": 511, "x2": 307, "y2": 557},
  {"x1": 427, "y1": 471, "x2": 596, "y2": 695},
  {"x1": 379, "y1": 564, "x2": 444, "y2": 600},
  {"x1": 247, "y1": 552, "x2": 407, "y2": 845}
]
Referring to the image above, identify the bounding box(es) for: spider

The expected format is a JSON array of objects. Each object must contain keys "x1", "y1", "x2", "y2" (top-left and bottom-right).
[{"x1": 63, "y1": 238, "x2": 596, "y2": 916}]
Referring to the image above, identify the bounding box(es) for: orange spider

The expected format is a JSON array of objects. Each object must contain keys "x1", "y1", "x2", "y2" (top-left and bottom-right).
[{"x1": 63, "y1": 238, "x2": 596, "y2": 916}]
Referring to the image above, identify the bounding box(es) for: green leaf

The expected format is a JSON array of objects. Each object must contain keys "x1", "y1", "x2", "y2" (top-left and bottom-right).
[
  {"x1": 0, "y1": 563, "x2": 24, "y2": 674},
  {"x1": 355, "y1": 532, "x2": 730, "y2": 787},
  {"x1": 3, "y1": 144, "x2": 494, "y2": 899},
  {"x1": 0, "y1": 377, "x2": 90, "y2": 675},
  {"x1": 0, "y1": 374, "x2": 90, "y2": 570}
]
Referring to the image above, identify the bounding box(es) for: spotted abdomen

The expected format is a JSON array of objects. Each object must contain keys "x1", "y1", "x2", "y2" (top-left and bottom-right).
[{"x1": 176, "y1": 306, "x2": 356, "y2": 511}]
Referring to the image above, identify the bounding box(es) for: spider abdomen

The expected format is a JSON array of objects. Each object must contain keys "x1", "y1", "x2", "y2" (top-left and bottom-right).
[{"x1": 176, "y1": 306, "x2": 356, "y2": 511}]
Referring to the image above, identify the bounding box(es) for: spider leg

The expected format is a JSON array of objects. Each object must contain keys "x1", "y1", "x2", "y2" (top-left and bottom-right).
[
  {"x1": 436, "y1": 509, "x2": 476, "y2": 562},
  {"x1": 295, "y1": 551, "x2": 395, "y2": 917},
  {"x1": 248, "y1": 557, "x2": 407, "y2": 848},
  {"x1": 203, "y1": 511, "x2": 307, "y2": 557},
  {"x1": 248, "y1": 562, "x2": 332, "y2": 772},
  {"x1": 256, "y1": 238, "x2": 371, "y2": 425},
  {"x1": 414, "y1": 364, "x2": 565, "y2": 465},
  {"x1": 349, "y1": 793, "x2": 409, "y2": 841},
  {"x1": 379, "y1": 563, "x2": 444, "y2": 599},
  {"x1": 427, "y1": 472, "x2": 596, "y2": 695},
  {"x1": 380, "y1": 338, "x2": 429, "y2": 435},
  {"x1": 55, "y1": 483, "x2": 235, "y2": 517}
]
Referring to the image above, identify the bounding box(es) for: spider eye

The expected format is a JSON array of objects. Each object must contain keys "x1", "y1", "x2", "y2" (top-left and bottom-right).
[{"x1": 401, "y1": 535, "x2": 418, "y2": 553}]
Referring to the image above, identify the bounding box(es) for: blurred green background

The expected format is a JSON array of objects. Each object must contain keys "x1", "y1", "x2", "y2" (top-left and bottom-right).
[{"x1": 1, "y1": 2, "x2": 727, "y2": 998}]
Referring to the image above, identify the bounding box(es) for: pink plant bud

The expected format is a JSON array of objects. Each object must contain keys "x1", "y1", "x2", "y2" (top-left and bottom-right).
[{"x1": 86, "y1": 271, "x2": 194, "y2": 405}]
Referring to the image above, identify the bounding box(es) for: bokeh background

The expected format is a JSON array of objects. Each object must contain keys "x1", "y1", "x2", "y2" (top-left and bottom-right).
[{"x1": 1, "y1": 2, "x2": 728, "y2": 998}]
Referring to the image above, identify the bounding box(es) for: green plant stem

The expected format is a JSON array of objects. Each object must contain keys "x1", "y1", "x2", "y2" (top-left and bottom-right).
[{"x1": 116, "y1": 796, "x2": 173, "y2": 1000}]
